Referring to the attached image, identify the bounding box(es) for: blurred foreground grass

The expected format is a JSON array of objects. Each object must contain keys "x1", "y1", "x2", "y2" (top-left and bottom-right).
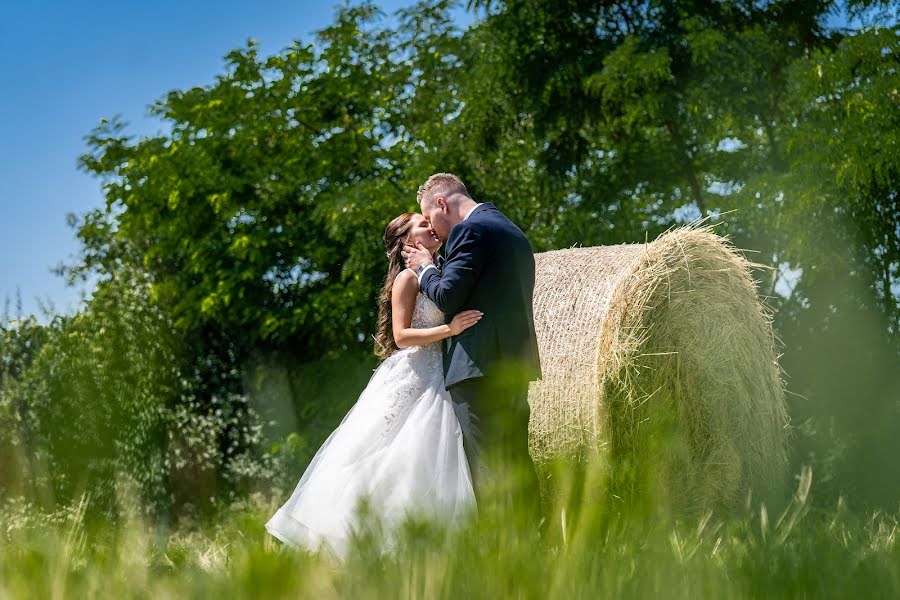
[{"x1": 1, "y1": 471, "x2": 897, "y2": 599}]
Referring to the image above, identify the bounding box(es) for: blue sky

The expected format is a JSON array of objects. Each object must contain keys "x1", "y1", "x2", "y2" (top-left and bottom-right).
[{"x1": 0, "y1": 1, "x2": 472, "y2": 320}]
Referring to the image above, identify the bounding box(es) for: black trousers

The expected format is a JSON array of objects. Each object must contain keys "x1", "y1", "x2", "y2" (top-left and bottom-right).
[{"x1": 448, "y1": 374, "x2": 541, "y2": 522}]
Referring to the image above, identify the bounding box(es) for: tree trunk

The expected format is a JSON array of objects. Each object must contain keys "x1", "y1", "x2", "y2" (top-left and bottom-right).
[{"x1": 666, "y1": 120, "x2": 706, "y2": 216}]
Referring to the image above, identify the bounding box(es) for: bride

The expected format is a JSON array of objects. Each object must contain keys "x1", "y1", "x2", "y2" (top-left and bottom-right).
[{"x1": 265, "y1": 212, "x2": 480, "y2": 558}]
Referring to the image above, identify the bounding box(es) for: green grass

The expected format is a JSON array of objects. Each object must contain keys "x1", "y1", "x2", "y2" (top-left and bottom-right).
[{"x1": 1, "y1": 473, "x2": 897, "y2": 599}]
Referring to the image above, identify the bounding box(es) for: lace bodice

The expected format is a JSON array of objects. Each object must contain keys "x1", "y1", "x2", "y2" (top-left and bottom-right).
[
  {"x1": 411, "y1": 292, "x2": 445, "y2": 329},
  {"x1": 379, "y1": 291, "x2": 446, "y2": 440},
  {"x1": 385, "y1": 291, "x2": 444, "y2": 376}
]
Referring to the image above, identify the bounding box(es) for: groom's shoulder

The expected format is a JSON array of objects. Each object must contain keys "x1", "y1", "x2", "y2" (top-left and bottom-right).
[
  {"x1": 451, "y1": 209, "x2": 490, "y2": 236},
  {"x1": 472, "y1": 204, "x2": 526, "y2": 237},
  {"x1": 466, "y1": 203, "x2": 503, "y2": 228},
  {"x1": 454, "y1": 203, "x2": 522, "y2": 240}
]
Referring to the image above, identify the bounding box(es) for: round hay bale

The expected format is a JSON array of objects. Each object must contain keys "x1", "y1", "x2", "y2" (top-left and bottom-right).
[{"x1": 527, "y1": 225, "x2": 789, "y2": 514}]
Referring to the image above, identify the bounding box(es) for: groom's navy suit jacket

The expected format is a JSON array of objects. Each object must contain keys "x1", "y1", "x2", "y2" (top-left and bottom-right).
[{"x1": 420, "y1": 203, "x2": 542, "y2": 389}]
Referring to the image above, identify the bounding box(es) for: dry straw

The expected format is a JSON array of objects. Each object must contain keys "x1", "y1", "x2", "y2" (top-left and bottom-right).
[{"x1": 527, "y1": 224, "x2": 789, "y2": 514}]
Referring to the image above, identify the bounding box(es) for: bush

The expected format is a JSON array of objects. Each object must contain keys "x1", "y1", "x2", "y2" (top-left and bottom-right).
[{"x1": 1, "y1": 269, "x2": 277, "y2": 519}]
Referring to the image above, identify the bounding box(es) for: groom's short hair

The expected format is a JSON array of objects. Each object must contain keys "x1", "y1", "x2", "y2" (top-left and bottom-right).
[{"x1": 417, "y1": 173, "x2": 469, "y2": 208}]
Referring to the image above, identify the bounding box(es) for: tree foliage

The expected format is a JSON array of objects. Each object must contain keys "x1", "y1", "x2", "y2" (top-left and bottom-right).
[{"x1": 2, "y1": 0, "x2": 897, "y2": 513}]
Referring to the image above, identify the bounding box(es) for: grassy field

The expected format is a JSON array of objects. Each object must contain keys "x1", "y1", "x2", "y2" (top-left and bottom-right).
[{"x1": 1, "y1": 471, "x2": 897, "y2": 599}]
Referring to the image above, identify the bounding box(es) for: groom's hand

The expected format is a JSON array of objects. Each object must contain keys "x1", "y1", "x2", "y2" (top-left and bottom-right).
[{"x1": 402, "y1": 242, "x2": 434, "y2": 272}]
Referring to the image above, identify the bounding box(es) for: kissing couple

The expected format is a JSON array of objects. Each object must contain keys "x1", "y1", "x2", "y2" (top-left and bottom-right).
[{"x1": 266, "y1": 173, "x2": 543, "y2": 558}]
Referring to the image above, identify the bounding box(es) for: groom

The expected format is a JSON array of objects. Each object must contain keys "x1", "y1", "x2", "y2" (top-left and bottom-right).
[{"x1": 402, "y1": 173, "x2": 542, "y2": 521}]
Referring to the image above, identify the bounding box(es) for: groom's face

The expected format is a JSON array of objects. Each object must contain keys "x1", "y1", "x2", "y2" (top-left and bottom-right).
[{"x1": 420, "y1": 197, "x2": 453, "y2": 243}]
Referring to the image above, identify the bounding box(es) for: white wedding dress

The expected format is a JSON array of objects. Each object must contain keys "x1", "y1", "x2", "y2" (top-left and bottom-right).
[{"x1": 265, "y1": 291, "x2": 477, "y2": 558}]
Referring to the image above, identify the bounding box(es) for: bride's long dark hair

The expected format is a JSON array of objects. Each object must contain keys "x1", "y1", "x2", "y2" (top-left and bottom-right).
[{"x1": 374, "y1": 213, "x2": 417, "y2": 359}]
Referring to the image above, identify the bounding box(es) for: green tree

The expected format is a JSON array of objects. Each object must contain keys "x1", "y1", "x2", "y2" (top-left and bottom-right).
[
  {"x1": 70, "y1": 2, "x2": 470, "y2": 365},
  {"x1": 765, "y1": 25, "x2": 900, "y2": 505}
]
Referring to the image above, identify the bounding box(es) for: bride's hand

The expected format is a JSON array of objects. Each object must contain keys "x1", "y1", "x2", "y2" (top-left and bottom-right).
[{"x1": 448, "y1": 310, "x2": 483, "y2": 336}]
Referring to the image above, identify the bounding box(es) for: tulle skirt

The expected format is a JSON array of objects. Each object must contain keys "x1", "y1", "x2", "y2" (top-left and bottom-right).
[{"x1": 265, "y1": 344, "x2": 477, "y2": 558}]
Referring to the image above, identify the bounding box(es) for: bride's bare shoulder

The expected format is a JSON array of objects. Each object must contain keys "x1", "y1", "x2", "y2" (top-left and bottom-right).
[
  {"x1": 393, "y1": 267, "x2": 417, "y2": 286},
  {"x1": 392, "y1": 268, "x2": 418, "y2": 296}
]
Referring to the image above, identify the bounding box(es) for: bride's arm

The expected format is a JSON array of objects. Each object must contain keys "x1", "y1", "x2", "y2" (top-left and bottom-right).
[{"x1": 392, "y1": 269, "x2": 482, "y2": 348}]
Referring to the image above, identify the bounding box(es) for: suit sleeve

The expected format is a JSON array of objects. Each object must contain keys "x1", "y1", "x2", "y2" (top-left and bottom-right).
[{"x1": 420, "y1": 223, "x2": 487, "y2": 315}]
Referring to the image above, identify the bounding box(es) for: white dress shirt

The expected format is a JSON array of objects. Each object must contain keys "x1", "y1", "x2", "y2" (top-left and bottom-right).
[{"x1": 417, "y1": 203, "x2": 483, "y2": 286}]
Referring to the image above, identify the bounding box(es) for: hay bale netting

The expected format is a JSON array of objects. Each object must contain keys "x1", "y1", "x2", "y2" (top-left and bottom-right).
[{"x1": 527, "y1": 225, "x2": 789, "y2": 514}]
